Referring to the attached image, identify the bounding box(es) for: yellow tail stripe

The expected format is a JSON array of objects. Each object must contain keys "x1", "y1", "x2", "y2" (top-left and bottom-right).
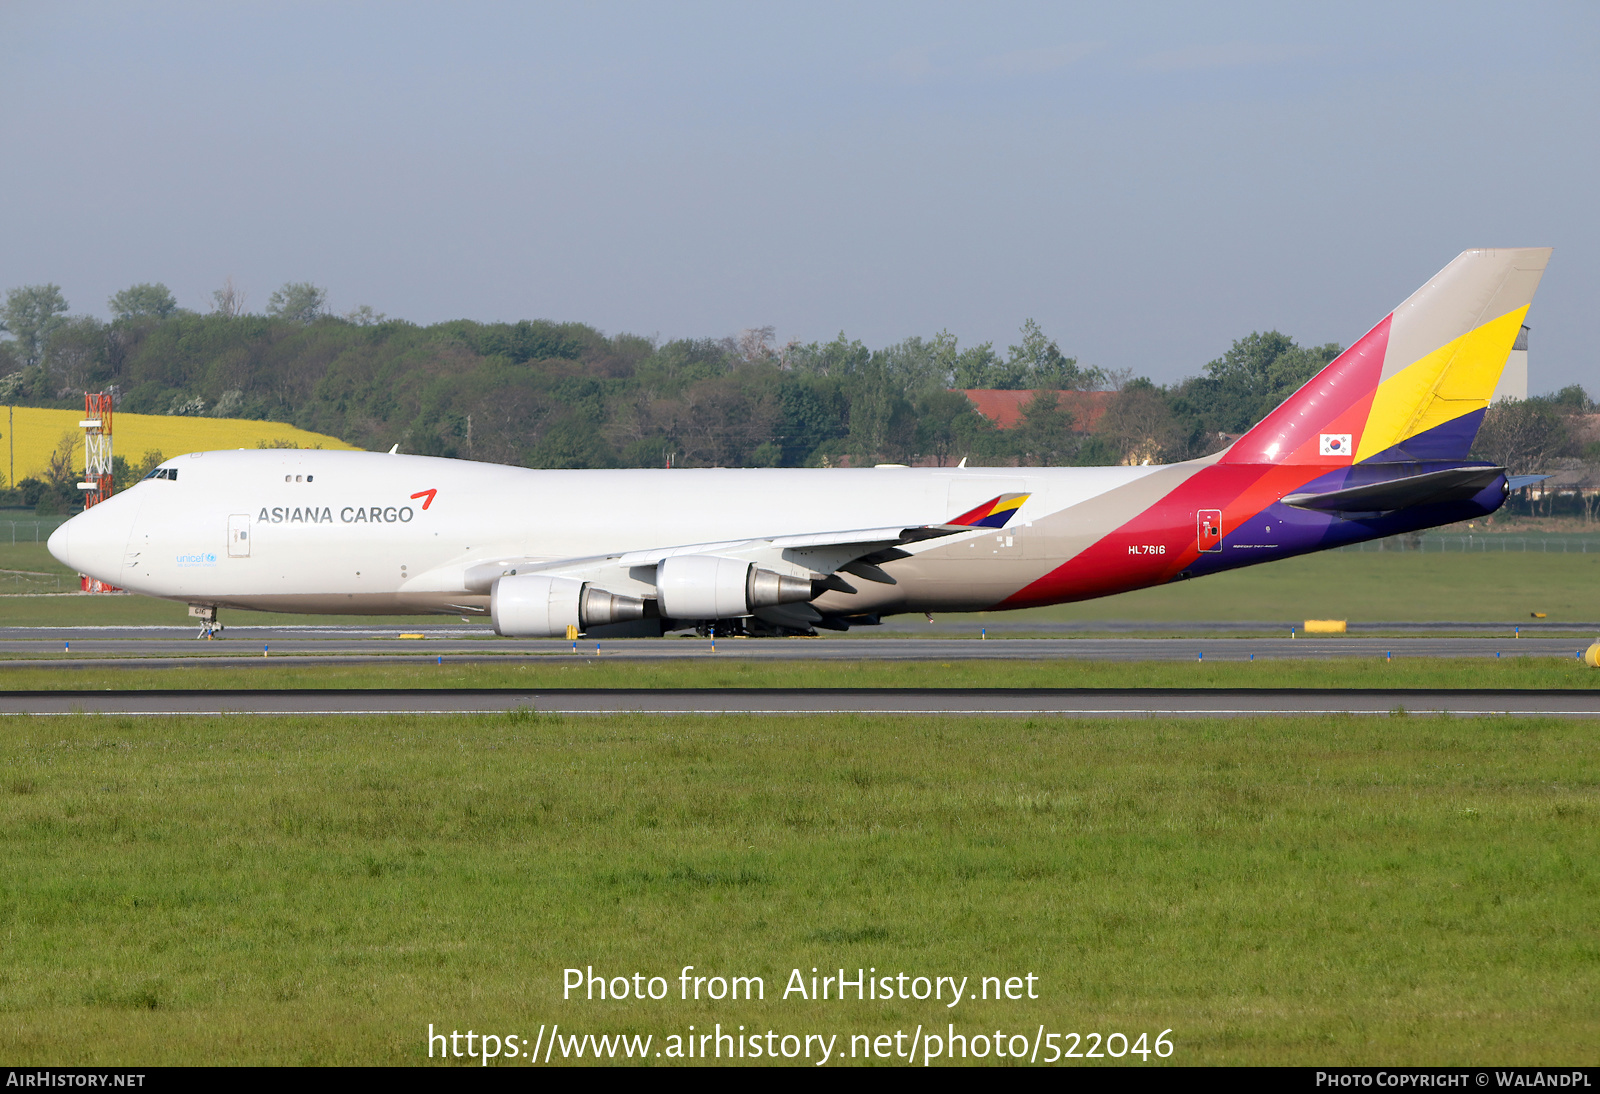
[{"x1": 1355, "y1": 305, "x2": 1529, "y2": 462}]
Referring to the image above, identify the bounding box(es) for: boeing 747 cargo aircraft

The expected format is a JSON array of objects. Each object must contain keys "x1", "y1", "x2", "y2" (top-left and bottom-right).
[{"x1": 49, "y1": 248, "x2": 1550, "y2": 637}]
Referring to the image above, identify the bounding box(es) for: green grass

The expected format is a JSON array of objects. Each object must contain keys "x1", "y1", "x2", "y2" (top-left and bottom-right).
[
  {"x1": 1, "y1": 712, "x2": 1596, "y2": 1065},
  {"x1": 989, "y1": 549, "x2": 1600, "y2": 624},
  {"x1": 0, "y1": 539, "x2": 76, "y2": 596},
  {"x1": 3, "y1": 656, "x2": 1599, "y2": 692},
  {"x1": 0, "y1": 595, "x2": 470, "y2": 628},
  {"x1": 0, "y1": 541, "x2": 471, "y2": 627}
]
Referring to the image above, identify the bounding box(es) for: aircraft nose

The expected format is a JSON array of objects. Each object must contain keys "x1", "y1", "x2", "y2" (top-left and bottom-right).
[
  {"x1": 48, "y1": 502, "x2": 131, "y2": 585},
  {"x1": 47, "y1": 521, "x2": 68, "y2": 564}
]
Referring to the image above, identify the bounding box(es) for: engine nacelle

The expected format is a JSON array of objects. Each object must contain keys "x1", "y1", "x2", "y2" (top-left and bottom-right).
[
  {"x1": 656, "y1": 554, "x2": 815, "y2": 621},
  {"x1": 490, "y1": 573, "x2": 646, "y2": 637}
]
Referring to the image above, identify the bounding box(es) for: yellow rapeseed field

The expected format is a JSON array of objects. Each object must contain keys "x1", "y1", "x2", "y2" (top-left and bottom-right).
[{"x1": 0, "y1": 406, "x2": 360, "y2": 486}]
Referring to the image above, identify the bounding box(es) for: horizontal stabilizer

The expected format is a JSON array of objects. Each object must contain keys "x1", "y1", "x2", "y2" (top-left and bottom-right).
[
  {"x1": 1283, "y1": 466, "x2": 1504, "y2": 514},
  {"x1": 1507, "y1": 474, "x2": 1551, "y2": 490}
]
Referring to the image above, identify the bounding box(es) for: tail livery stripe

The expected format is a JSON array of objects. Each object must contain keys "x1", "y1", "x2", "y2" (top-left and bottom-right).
[
  {"x1": 951, "y1": 493, "x2": 1031, "y2": 528},
  {"x1": 1354, "y1": 304, "x2": 1529, "y2": 462},
  {"x1": 1220, "y1": 248, "x2": 1549, "y2": 468},
  {"x1": 1221, "y1": 315, "x2": 1389, "y2": 468}
]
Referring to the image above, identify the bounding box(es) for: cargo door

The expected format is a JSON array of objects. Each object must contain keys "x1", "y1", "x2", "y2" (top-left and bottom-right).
[
  {"x1": 227, "y1": 513, "x2": 252, "y2": 558},
  {"x1": 1197, "y1": 509, "x2": 1223, "y2": 553}
]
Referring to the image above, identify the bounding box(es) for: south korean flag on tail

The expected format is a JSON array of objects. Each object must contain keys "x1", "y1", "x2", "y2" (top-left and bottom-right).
[{"x1": 1319, "y1": 433, "x2": 1352, "y2": 457}]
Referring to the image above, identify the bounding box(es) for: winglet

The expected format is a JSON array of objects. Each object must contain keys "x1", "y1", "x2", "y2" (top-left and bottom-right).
[{"x1": 950, "y1": 493, "x2": 1030, "y2": 528}]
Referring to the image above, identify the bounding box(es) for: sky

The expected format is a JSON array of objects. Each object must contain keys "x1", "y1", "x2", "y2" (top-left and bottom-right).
[{"x1": 2, "y1": 1, "x2": 1596, "y2": 390}]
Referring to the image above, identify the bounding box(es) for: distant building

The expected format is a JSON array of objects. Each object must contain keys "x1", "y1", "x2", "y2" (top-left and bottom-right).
[
  {"x1": 1491, "y1": 325, "x2": 1530, "y2": 403},
  {"x1": 957, "y1": 389, "x2": 1113, "y2": 430},
  {"x1": 1524, "y1": 457, "x2": 1600, "y2": 521}
]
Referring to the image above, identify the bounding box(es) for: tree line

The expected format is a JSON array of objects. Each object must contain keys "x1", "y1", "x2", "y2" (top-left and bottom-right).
[{"x1": 0, "y1": 281, "x2": 1591, "y2": 500}]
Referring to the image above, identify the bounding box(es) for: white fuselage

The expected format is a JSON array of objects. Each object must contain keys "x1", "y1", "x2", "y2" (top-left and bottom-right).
[{"x1": 49, "y1": 449, "x2": 1162, "y2": 617}]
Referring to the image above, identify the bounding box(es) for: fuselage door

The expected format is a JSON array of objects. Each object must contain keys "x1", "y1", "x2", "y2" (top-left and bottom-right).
[
  {"x1": 1197, "y1": 509, "x2": 1223, "y2": 553},
  {"x1": 228, "y1": 514, "x2": 252, "y2": 558}
]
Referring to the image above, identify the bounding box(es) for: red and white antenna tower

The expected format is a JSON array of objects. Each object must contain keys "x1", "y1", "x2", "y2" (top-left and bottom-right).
[{"x1": 77, "y1": 391, "x2": 119, "y2": 593}]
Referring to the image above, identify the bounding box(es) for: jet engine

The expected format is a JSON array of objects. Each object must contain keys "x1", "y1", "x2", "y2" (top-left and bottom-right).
[
  {"x1": 655, "y1": 554, "x2": 816, "y2": 621},
  {"x1": 491, "y1": 573, "x2": 646, "y2": 637}
]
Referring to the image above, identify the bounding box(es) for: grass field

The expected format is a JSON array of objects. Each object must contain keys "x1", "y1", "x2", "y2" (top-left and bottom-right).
[
  {"x1": 1, "y1": 712, "x2": 1595, "y2": 1065},
  {"x1": 1, "y1": 542, "x2": 1598, "y2": 628},
  {"x1": 0, "y1": 539, "x2": 464, "y2": 626},
  {"x1": 994, "y1": 549, "x2": 1600, "y2": 624},
  {"x1": 0, "y1": 406, "x2": 358, "y2": 486},
  {"x1": 2, "y1": 656, "x2": 1598, "y2": 691}
]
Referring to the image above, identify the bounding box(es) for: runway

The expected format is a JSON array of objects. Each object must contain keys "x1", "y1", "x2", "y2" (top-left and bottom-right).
[
  {"x1": 3, "y1": 687, "x2": 1599, "y2": 716},
  {"x1": 0, "y1": 625, "x2": 1593, "y2": 668}
]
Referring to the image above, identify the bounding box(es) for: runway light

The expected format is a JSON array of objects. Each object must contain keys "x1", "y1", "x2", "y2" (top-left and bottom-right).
[
  {"x1": 263, "y1": 645, "x2": 268, "y2": 658},
  {"x1": 1197, "y1": 651, "x2": 1203, "y2": 661},
  {"x1": 1249, "y1": 653, "x2": 1254, "y2": 661}
]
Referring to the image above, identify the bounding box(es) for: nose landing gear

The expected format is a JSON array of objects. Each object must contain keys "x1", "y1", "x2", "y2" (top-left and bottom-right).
[{"x1": 189, "y1": 604, "x2": 222, "y2": 640}]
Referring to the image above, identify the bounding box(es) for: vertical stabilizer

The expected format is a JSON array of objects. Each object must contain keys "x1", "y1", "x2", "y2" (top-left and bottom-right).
[
  {"x1": 1223, "y1": 248, "x2": 1551, "y2": 467},
  {"x1": 1358, "y1": 248, "x2": 1549, "y2": 460}
]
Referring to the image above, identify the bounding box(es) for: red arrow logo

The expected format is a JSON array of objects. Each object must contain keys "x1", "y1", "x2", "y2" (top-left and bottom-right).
[{"x1": 410, "y1": 489, "x2": 437, "y2": 510}]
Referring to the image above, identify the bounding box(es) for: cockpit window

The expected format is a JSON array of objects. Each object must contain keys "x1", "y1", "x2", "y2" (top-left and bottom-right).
[{"x1": 143, "y1": 467, "x2": 178, "y2": 481}]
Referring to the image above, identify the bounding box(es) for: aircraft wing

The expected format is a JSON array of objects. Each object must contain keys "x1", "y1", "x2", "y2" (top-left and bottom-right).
[{"x1": 458, "y1": 522, "x2": 968, "y2": 595}]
